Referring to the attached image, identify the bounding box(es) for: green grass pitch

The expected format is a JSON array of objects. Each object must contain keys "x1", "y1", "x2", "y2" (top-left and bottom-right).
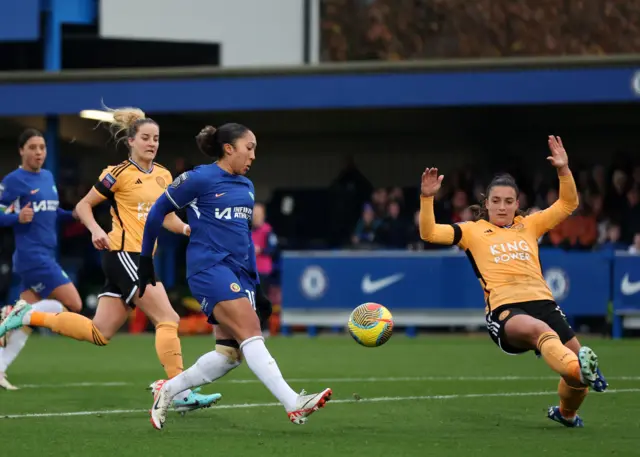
[{"x1": 1, "y1": 333, "x2": 639, "y2": 457}]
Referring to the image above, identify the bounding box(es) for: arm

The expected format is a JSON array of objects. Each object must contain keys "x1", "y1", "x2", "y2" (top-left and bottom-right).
[
  {"x1": 525, "y1": 173, "x2": 578, "y2": 238},
  {"x1": 248, "y1": 236, "x2": 260, "y2": 284},
  {"x1": 142, "y1": 171, "x2": 200, "y2": 256},
  {"x1": 141, "y1": 194, "x2": 176, "y2": 257},
  {"x1": 0, "y1": 179, "x2": 21, "y2": 227},
  {"x1": 162, "y1": 212, "x2": 189, "y2": 236},
  {"x1": 75, "y1": 188, "x2": 108, "y2": 234},
  {"x1": 524, "y1": 137, "x2": 578, "y2": 238},
  {"x1": 419, "y1": 196, "x2": 463, "y2": 246},
  {"x1": 56, "y1": 207, "x2": 77, "y2": 223},
  {"x1": 0, "y1": 205, "x2": 20, "y2": 227},
  {"x1": 418, "y1": 168, "x2": 465, "y2": 247}
]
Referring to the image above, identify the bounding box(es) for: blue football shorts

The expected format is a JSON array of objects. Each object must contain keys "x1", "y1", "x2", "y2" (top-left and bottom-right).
[
  {"x1": 18, "y1": 260, "x2": 71, "y2": 298},
  {"x1": 188, "y1": 263, "x2": 257, "y2": 325}
]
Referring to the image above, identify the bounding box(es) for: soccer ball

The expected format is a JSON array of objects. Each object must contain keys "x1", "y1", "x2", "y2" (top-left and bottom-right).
[{"x1": 347, "y1": 303, "x2": 393, "y2": 347}]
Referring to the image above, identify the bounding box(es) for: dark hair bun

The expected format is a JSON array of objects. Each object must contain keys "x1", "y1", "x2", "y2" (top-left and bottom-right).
[{"x1": 195, "y1": 125, "x2": 218, "y2": 157}]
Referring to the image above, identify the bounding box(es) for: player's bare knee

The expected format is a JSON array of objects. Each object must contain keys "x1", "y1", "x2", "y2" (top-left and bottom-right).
[
  {"x1": 216, "y1": 340, "x2": 242, "y2": 368},
  {"x1": 529, "y1": 322, "x2": 555, "y2": 347},
  {"x1": 92, "y1": 320, "x2": 115, "y2": 342},
  {"x1": 65, "y1": 298, "x2": 83, "y2": 313}
]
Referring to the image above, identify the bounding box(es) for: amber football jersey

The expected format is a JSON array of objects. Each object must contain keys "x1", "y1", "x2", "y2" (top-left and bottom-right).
[
  {"x1": 420, "y1": 174, "x2": 578, "y2": 313},
  {"x1": 93, "y1": 159, "x2": 172, "y2": 252}
]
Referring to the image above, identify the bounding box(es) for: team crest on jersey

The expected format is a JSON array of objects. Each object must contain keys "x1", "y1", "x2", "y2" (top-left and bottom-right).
[
  {"x1": 230, "y1": 283, "x2": 241, "y2": 293},
  {"x1": 102, "y1": 173, "x2": 116, "y2": 189},
  {"x1": 499, "y1": 310, "x2": 510, "y2": 321},
  {"x1": 171, "y1": 172, "x2": 188, "y2": 189},
  {"x1": 510, "y1": 223, "x2": 524, "y2": 231},
  {"x1": 156, "y1": 176, "x2": 167, "y2": 189}
]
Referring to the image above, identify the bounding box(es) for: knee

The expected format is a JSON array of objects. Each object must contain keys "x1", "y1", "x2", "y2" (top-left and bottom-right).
[
  {"x1": 506, "y1": 315, "x2": 555, "y2": 349},
  {"x1": 92, "y1": 321, "x2": 115, "y2": 342},
  {"x1": 95, "y1": 328, "x2": 113, "y2": 344},
  {"x1": 530, "y1": 323, "x2": 556, "y2": 348},
  {"x1": 215, "y1": 339, "x2": 242, "y2": 366},
  {"x1": 65, "y1": 299, "x2": 83, "y2": 314}
]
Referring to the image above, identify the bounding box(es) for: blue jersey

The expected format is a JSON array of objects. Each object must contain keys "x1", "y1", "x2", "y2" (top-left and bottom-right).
[
  {"x1": 142, "y1": 163, "x2": 258, "y2": 280},
  {"x1": 0, "y1": 168, "x2": 74, "y2": 272}
]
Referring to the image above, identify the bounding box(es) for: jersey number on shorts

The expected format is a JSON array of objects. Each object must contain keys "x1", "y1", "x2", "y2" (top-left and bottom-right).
[{"x1": 246, "y1": 289, "x2": 256, "y2": 310}]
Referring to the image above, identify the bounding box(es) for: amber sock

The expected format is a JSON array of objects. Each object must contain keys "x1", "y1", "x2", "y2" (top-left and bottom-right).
[
  {"x1": 536, "y1": 332, "x2": 582, "y2": 385},
  {"x1": 155, "y1": 322, "x2": 184, "y2": 378},
  {"x1": 29, "y1": 311, "x2": 108, "y2": 346},
  {"x1": 558, "y1": 378, "x2": 588, "y2": 418}
]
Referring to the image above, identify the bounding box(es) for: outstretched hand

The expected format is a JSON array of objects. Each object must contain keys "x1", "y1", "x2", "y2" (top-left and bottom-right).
[
  {"x1": 421, "y1": 168, "x2": 444, "y2": 197},
  {"x1": 547, "y1": 135, "x2": 569, "y2": 170}
]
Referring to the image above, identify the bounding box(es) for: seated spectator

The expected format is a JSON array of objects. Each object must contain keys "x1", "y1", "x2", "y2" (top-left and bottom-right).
[
  {"x1": 371, "y1": 188, "x2": 389, "y2": 218},
  {"x1": 599, "y1": 223, "x2": 627, "y2": 257},
  {"x1": 351, "y1": 203, "x2": 382, "y2": 249},
  {"x1": 629, "y1": 233, "x2": 640, "y2": 255},
  {"x1": 378, "y1": 201, "x2": 408, "y2": 248},
  {"x1": 406, "y1": 210, "x2": 425, "y2": 251},
  {"x1": 548, "y1": 194, "x2": 597, "y2": 250},
  {"x1": 450, "y1": 190, "x2": 468, "y2": 223},
  {"x1": 622, "y1": 186, "x2": 640, "y2": 244}
]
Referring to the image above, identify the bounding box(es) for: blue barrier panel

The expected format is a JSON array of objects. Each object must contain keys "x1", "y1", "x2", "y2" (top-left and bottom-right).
[
  {"x1": 612, "y1": 253, "x2": 640, "y2": 338},
  {"x1": 613, "y1": 253, "x2": 640, "y2": 310},
  {"x1": 282, "y1": 249, "x2": 610, "y2": 318},
  {"x1": 0, "y1": 0, "x2": 39, "y2": 41},
  {"x1": 1, "y1": 67, "x2": 640, "y2": 116}
]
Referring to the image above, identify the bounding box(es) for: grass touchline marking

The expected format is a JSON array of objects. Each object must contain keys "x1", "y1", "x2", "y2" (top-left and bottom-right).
[
  {"x1": 2, "y1": 388, "x2": 639, "y2": 420},
  {"x1": 17, "y1": 375, "x2": 640, "y2": 389}
]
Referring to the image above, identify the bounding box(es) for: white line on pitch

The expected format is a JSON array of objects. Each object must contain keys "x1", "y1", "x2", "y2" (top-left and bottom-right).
[
  {"x1": 16, "y1": 375, "x2": 640, "y2": 389},
  {"x1": 2, "y1": 388, "x2": 639, "y2": 420}
]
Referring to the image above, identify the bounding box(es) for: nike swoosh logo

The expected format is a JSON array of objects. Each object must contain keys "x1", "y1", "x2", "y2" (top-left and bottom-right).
[
  {"x1": 361, "y1": 273, "x2": 404, "y2": 294},
  {"x1": 621, "y1": 274, "x2": 640, "y2": 296},
  {"x1": 30, "y1": 189, "x2": 39, "y2": 194},
  {"x1": 215, "y1": 193, "x2": 226, "y2": 198}
]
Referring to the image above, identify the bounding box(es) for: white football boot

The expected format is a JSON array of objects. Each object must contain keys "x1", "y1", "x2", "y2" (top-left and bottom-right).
[
  {"x1": 148, "y1": 380, "x2": 222, "y2": 415},
  {"x1": 150, "y1": 380, "x2": 172, "y2": 430},
  {"x1": 0, "y1": 373, "x2": 18, "y2": 390},
  {"x1": 287, "y1": 388, "x2": 332, "y2": 424}
]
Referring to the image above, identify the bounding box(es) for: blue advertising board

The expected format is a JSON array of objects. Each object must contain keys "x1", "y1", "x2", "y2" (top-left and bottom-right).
[
  {"x1": 282, "y1": 249, "x2": 611, "y2": 318},
  {"x1": 612, "y1": 253, "x2": 640, "y2": 313}
]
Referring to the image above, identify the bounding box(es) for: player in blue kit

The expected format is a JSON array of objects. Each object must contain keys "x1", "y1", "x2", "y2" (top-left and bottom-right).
[
  {"x1": 138, "y1": 124, "x2": 332, "y2": 430},
  {"x1": 0, "y1": 129, "x2": 81, "y2": 390}
]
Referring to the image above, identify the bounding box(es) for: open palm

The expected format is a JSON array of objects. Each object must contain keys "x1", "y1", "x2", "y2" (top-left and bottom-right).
[
  {"x1": 421, "y1": 167, "x2": 444, "y2": 197},
  {"x1": 547, "y1": 135, "x2": 568, "y2": 169}
]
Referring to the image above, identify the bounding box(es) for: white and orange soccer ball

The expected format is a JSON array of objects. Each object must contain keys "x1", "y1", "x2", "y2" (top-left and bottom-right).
[{"x1": 347, "y1": 302, "x2": 393, "y2": 347}]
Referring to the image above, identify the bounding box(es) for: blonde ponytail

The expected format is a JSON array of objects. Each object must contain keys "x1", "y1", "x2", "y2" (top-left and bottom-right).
[{"x1": 100, "y1": 102, "x2": 154, "y2": 147}]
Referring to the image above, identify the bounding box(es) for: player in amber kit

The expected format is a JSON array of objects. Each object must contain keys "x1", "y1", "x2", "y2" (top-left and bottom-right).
[
  {"x1": 0, "y1": 107, "x2": 220, "y2": 412},
  {"x1": 419, "y1": 136, "x2": 608, "y2": 428}
]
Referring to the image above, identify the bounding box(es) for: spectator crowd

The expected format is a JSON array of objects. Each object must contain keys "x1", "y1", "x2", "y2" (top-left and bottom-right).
[{"x1": 349, "y1": 163, "x2": 640, "y2": 255}]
